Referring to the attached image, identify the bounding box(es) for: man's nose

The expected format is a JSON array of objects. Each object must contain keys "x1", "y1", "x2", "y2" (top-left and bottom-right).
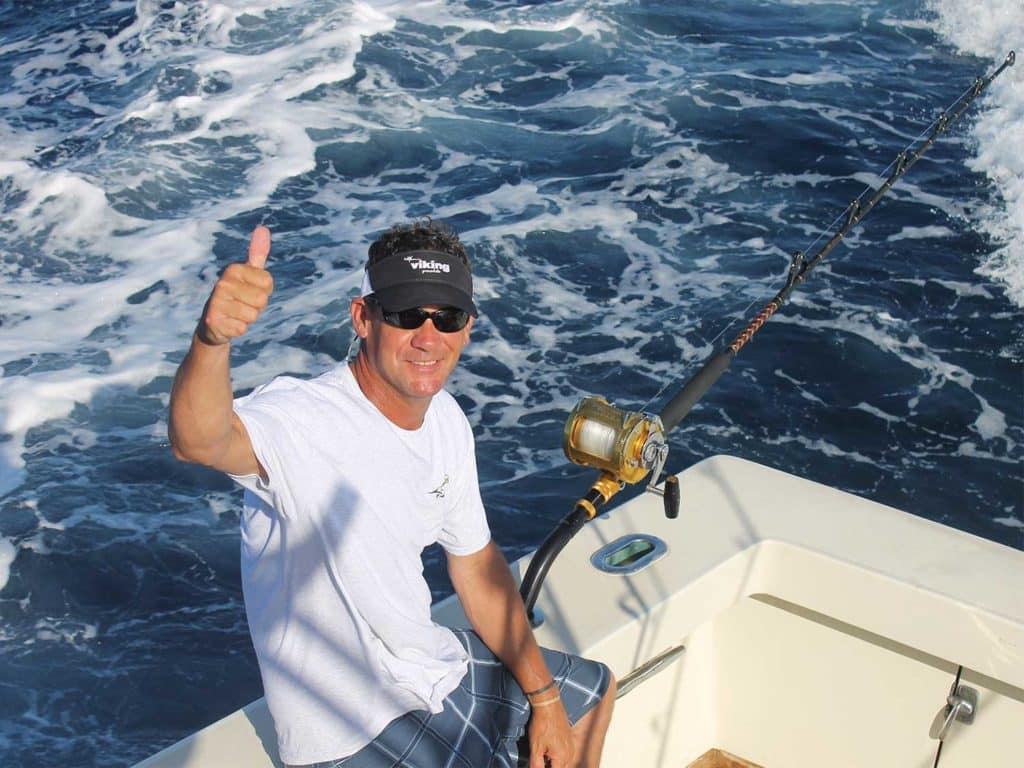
[{"x1": 411, "y1": 318, "x2": 443, "y2": 347}]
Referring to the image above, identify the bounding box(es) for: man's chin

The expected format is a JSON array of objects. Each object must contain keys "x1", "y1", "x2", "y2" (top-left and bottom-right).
[
  {"x1": 398, "y1": 372, "x2": 445, "y2": 398},
  {"x1": 404, "y1": 363, "x2": 453, "y2": 392},
  {"x1": 406, "y1": 380, "x2": 446, "y2": 399}
]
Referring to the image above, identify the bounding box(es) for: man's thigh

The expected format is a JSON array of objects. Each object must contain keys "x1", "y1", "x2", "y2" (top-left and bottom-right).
[{"x1": 289, "y1": 629, "x2": 611, "y2": 768}]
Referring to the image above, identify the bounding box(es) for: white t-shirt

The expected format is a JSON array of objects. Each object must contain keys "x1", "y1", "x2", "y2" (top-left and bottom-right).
[{"x1": 230, "y1": 364, "x2": 491, "y2": 765}]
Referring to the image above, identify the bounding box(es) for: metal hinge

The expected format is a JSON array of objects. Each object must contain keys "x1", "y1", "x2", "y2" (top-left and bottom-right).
[{"x1": 929, "y1": 674, "x2": 977, "y2": 741}]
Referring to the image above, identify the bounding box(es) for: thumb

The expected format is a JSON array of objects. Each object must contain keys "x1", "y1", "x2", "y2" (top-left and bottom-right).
[{"x1": 247, "y1": 225, "x2": 271, "y2": 269}]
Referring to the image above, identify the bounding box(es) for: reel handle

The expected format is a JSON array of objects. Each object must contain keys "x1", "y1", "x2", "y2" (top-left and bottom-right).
[{"x1": 663, "y1": 476, "x2": 680, "y2": 519}]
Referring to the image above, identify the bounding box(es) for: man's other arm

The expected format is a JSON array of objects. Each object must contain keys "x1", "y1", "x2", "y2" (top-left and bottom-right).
[
  {"x1": 448, "y1": 540, "x2": 575, "y2": 768},
  {"x1": 168, "y1": 226, "x2": 273, "y2": 478}
]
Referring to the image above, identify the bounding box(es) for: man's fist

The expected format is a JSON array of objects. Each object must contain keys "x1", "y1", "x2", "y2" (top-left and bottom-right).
[{"x1": 197, "y1": 226, "x2": 274, "y2": 346}]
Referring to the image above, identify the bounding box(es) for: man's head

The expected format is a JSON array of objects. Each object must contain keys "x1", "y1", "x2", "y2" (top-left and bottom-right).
[
  {"x1": 349, "y1": 219, "x2": 476, "y2": 427},
  {"x1": 360, "y1": 219, "x2": 477, "y2": 317}
]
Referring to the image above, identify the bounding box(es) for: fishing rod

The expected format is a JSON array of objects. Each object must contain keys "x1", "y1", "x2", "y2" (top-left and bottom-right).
[{"x1": 520, "y1": 51, "x2": 1016, "y2": 623}]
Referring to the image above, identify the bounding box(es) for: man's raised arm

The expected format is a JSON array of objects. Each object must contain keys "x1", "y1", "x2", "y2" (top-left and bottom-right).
[{"x1": 168, "y1": 226, "x2": 274, "y2": 478}]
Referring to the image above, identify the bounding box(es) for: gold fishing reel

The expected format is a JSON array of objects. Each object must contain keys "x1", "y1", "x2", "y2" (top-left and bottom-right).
[{"x1": 562, "y1": 396, "x2": 674, "y2": 518}]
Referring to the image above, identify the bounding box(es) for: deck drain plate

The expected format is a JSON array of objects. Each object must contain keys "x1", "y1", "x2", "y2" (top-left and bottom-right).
[{"x1": 591, "y1": 534, "x2": 667, "y2": 574}]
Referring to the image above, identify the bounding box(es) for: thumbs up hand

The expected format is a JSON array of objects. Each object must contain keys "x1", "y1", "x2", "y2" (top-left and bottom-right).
[{"x1": 197, "y1": 226, "x2": 275, "y2": 346}]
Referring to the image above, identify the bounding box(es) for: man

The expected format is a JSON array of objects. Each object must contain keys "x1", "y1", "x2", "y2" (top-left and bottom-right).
[{"x1": 169, "y1": 220, "x2": 615, "y2": 768}]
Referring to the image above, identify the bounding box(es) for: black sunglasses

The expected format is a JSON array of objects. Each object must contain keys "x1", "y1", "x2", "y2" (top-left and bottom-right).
[{"x1": 367, "y1": 297, "x2": 470, "y2": 333}]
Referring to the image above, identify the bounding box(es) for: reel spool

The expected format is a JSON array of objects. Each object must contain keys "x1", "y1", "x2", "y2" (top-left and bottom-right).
[{"x1": 562, "y1": 396, "x2": 677, "y2": 518}]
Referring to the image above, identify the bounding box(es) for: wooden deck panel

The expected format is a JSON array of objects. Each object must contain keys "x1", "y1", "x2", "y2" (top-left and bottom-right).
[{"x1": 687, "y1": 748, "x2": 765, "y2": 768}]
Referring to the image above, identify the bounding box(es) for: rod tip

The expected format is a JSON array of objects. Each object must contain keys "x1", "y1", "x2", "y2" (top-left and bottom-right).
[{"x1": 1008, "y1": 51, "x2": 1016, "y2": 66}]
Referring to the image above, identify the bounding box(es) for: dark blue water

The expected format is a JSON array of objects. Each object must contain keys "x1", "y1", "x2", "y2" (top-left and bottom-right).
[{"x1": 0, "y1": 1, "x2": 1021, "y2": 765}]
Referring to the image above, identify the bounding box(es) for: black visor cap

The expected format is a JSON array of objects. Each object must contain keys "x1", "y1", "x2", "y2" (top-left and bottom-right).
[{"x1": 366, "y1": 250, "x2": 477, "y2": 316}]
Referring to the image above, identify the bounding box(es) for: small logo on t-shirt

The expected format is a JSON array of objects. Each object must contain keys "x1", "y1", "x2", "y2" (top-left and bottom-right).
[{"x1": 429, "y1": 474, "x2": 450, "y2": 498}]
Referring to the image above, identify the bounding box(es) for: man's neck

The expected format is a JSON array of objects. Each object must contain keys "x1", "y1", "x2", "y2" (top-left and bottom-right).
[{"x1": 348, "y1": 356, "x2": 430, "y2": 431}]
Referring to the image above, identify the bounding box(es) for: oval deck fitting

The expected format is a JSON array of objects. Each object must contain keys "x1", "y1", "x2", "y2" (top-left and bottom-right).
[{"x1": 591, "y1": 534, "x2": 668, "y2": 575}]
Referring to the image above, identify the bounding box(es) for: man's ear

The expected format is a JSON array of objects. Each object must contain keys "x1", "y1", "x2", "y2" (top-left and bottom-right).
[{"x1": 351, "y1": 297, "x2": 371, "y2": 339}]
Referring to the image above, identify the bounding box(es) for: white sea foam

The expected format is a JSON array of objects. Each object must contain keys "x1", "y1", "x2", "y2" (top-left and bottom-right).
[
  {"x1": 0, "y1": 359, "x2": 163, "y2": 497},
  {"x1": 956, "y1": 441, "x2": 1020, "y2": 465},
  {"x1": 727, "y1": 69, "x2": 853, "y2": 88},
  {"x1": 765, "y1": 433, "x2": 875, "y2": 465},
  {"x1": 33, "y1": 618, "x2": 99, "y2": 646},
  {"x1": 885, "y1": 225, "x2": 955, "y2": 242},
  {"x1": 773, "y1": 368, "x2": 826, "y2": 405},
  {"x1": 974, "y1": 399, "x2": 1008, "y2": 442},
  {"x1": 0, "y1": 1, "x2": 401, "y2": 495},
  {"x1": 854, "y1": 402, "x2": 901, "y2": 424},
  {"x1": 893, "y1": 277, "x2": 997, "y2": 300},
  {"x1": 0, "y1": 537, "x2": 16, "y2": 591},
  {"x1": 927, "y1": 0, "x2": 1024, "y2": 307}
]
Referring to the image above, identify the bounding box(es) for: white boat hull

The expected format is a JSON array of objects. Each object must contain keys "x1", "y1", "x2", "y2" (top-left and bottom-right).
[{"x1": 135, "y1": 455, "x2": 1024, "y2": 767}]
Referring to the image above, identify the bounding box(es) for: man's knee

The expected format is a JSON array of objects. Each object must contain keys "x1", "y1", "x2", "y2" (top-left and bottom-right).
[
  {"x1": 596, "y1": 671, "x2": 616, "y2": 724},
  {"x1": 604, "y1": 672, "x2": 617, "y2": 702},
  {"x1": 574, "y1": 668, "x2": 616, "y2": 731},
  {"x1": 569, "y1": 670, "x2": 615, "y2": 767}
]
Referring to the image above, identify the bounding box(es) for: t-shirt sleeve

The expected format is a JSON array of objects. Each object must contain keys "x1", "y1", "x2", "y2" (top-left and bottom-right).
[
  {"x1": 436, "y1": 415, "x2": 491, "y2": 556},
  {"x1": 228, "y1": 379, "x2": 302, "y2": 517}
]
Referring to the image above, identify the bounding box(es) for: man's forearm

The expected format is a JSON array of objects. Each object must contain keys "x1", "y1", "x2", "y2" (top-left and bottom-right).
[
  {"x1": 450, "y1": 541, "x2": 576, "y2": 767},
  {"x1": 451, "y1": 542, "x2": 557, "y2": 693}
]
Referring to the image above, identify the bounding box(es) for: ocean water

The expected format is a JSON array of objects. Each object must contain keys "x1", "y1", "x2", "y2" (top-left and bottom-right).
[{"x1": 0, "y1": 0, "x2": 1021, "y2": 765}]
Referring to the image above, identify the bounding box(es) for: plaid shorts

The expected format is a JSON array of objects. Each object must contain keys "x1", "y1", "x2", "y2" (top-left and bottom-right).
[{"x1": 290, "y1": 628, "x2": 610, "y2": 768}]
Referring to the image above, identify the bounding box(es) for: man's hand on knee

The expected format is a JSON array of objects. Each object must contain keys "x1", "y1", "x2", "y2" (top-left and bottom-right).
[{"x1": 528, "y1": 699, "x2": 574, "y2": 768}]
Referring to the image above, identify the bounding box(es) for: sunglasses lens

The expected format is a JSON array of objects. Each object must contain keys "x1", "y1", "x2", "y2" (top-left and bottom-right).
[
  {"x1": 389, "y1": 309, "x2": 428, "y2": 329},
  {"x1": 432, "y1": 308, "x2": 470, "y2": 332},
  {"x1": 380, "y1": 306, "x2": 469, "y2": 333}
]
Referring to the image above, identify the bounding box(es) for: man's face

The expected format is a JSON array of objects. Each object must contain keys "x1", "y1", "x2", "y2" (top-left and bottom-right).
[{"x1": 351, "y1": 298, "x2": 473, "y2": 413}]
